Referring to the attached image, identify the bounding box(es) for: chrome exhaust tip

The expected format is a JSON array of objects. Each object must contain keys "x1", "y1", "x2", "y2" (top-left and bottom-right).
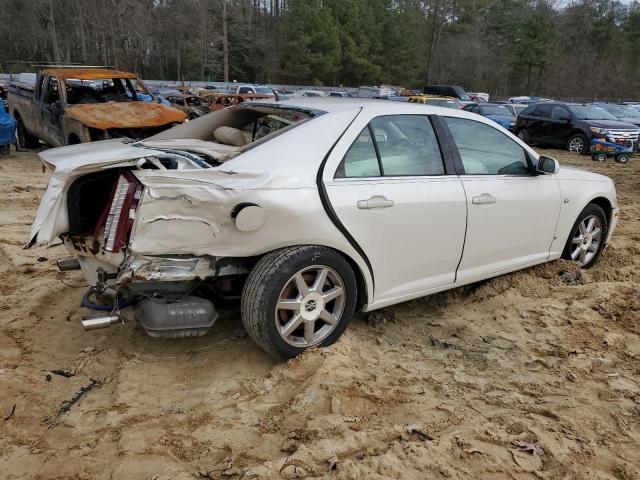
[{"x1": 81, "y1": 314, "x2": 121, "y2": 331}]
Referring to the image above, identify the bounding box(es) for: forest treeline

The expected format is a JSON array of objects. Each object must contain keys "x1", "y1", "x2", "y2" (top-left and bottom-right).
[{"x1": 1, "y1": 0, "x2": 639, "y2": 99}]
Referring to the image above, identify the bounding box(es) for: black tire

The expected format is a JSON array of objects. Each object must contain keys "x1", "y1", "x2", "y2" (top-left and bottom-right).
[
  {"x1": 615, "y1": 155, "x2": 629, "y2": 164},
  {"x1": 562, "y1": 203, "x2": 608, "y2": 268},
  {"x1": 241, "y1": 246, "x2": 357, "y2": 359},
  {"x1": 592, "y1": 153, "x2": 607, "y2": 162},
  {"x1": 15, "y1": 116, "x2": 40, "y2": 149},
  {"x1": 567, "y1": 133, "x2": 589, "y2": 155},
  {"x1": 517, "y1": 128, "x2": 530, "y2": 144}
]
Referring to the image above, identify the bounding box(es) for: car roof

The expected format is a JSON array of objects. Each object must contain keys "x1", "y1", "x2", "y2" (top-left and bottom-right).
[
  {"x1": 244, "y1": 97, "x2": 494, "y2": 121},
  {"x1": 43, "y1": 68, "x2": 137, "y2": 80}
]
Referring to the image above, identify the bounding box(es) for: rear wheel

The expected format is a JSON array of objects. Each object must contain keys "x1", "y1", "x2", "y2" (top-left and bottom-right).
[
  {"x1": 568, "y1": 133, "x2": 588, "y2": 155},
  {"x1": 241, "y1": 246, "x2": 357, "y2": 359},
  {"x1": 562, "y1": 203, "x2": 608, "y2": 268},
  {"x1": 592, "y1": 153, "x2": 607, "y2": 162},
  {"x1": 615, "y1": 155, "x2": 629, "y2": 164},
  {"x1": 16, "y1": 116, "x2": 40, "y2": 149}
]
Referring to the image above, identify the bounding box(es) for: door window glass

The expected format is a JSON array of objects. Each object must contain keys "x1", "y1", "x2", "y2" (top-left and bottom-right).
[
  {"x1": 336, "y1": 115, "x2": 445, "y2": 178},
  {"x1": 444, "y1": 117, "x2": 529, "y2": 175},
  {"x1": 372, "y1": 115, "x2": 444, "y2": 176},
  {"x1": 44, "y1": 78, "x2": 59, "y2": 104},
  {"x1": 532, "y1": 104, "x2": 551, "y2": 117},
  {"x1": 335, "y1": 127, "x2": 381, "y2": 177},
  {"x1": 550, "y1": 106, "x2": 570, "y2": 120}
]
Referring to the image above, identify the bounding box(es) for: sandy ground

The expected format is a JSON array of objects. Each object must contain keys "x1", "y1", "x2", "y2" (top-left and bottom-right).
[{"x1": 0, "y1": 146, "x2": 639, "y2": 480}]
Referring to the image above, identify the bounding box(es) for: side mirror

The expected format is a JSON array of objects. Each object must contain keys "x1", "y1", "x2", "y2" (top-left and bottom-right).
[{"x1": 537, "y1": 155, "x2": 559, "y2": 174}]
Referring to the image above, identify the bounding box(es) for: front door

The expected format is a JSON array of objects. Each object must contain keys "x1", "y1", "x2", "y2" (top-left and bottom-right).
[
  {"x1": 324, "y1": 114, "x2": 467, "y2": 304},
  {"x1": 441, "y1": 116, "x2": 562, "y2": 282},
  {"x1": 39, "y1": 77, "x2": 65, "y2": 146}
]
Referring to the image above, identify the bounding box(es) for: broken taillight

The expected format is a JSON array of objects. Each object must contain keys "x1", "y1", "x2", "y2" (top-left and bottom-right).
[{"x1": 94, "y1": 171, "x2": 142, "y2": 253}]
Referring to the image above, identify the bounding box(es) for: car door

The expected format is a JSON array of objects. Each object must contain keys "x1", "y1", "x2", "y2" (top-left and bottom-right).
[
  {"x1": 324, "y1": 114, "x2": 467, "y2": 304},
  {"x1": 527, "y1": 104, "x2": 551, "y2": 143},
  {"x1": 441, "y1": 116, "x2": 562, "y2": 283},
  {"x1": 39, "y1": 77, "x2": 65, "y2": 146},
  {"x1": 547, "y1": 105, "x2": 573, "y2": 146}
]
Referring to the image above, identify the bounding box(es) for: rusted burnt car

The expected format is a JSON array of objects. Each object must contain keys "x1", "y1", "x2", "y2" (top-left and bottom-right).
[
  {"x1": 7, "y1": 67, "x2": 186, "y2": 147},
  {"x1": 201, "y1": 92, "x2": 272, "y2": 112},
  {"x1": 164, "y1": 93, "x2": 210, "y2": 119}
]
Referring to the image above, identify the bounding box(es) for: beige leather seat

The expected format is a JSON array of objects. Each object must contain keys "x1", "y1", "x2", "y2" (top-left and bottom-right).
[{"x1": 214, "y1": 126, "x2": 247, "y2": 147}]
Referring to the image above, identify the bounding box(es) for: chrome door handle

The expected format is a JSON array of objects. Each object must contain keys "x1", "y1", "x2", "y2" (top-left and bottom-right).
[
  {"x1": 472, "y1": 193, "x2": 497, "y2": 205},
  {"x1": 357, "y1": 195, "x2": 395, "y2": 209}
]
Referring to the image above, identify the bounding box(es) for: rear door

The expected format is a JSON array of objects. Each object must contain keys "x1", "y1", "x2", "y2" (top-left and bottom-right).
[
  {"x1": 441, "y1": 116, "x2": 562, "y2": 282},
  {"x1": 323, "y1": 114, "x2": 467, "y2": 304},
  {"x1": 547, "y1": 105, "x2": 573, "y2": 146},
  {"x1": 527, "y1": 104, "x2": 551, "y2": 142}
]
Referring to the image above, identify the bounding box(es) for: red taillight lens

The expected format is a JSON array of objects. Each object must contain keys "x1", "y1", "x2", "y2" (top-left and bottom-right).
[{"x1": 94, "y1": 172, "x2": 142, "y2": 253}]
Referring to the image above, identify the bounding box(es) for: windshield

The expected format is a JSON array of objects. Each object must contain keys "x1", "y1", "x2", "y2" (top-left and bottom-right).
[
  {"x1": 65, "y1": 77, "x2": 141, "y2": 105},
  {"x1": 604, "y1": 105, "x2": 640, "y2": 118},
  {"x1": 254, "y1": 87, "x2": 274, "y2": 95},
  {"x1": 482, "y1": 105, "x2": 511, "y2": 116},
  {"x1": 568, "y1": 105, "x2": 616, "y2": 120}
]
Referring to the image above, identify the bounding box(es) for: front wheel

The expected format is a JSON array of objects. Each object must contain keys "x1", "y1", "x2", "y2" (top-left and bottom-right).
[
  {"x1": 615, "y1": 155, "x2": 630, "y2": 164},
  {"x1": 568, "y1": 133, "x2": 588, "y2": 155},
  {"x1": 562, "y1": 203, "x2": 608, "y2": 268},
  {"x1": 16, "y1": 117, "x2": 40, "y2": 149},
  {"x1": 241, "y1": 246, "x2": 357, "y2": 359}
]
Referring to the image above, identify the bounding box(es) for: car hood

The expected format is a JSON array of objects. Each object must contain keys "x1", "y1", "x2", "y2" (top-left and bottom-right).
[
  {"x1": 582, "y1": 119, "x2": 639, "y2": 130},
  {"x1": 619, "y1": 117, "x2": 640, "y2": 126},
  {"x1": 66, "y1": 102, "x2": 186, "y2": 129},
  {"x1": 557, "y1": 164, "x2": 612, "y2": 183}
]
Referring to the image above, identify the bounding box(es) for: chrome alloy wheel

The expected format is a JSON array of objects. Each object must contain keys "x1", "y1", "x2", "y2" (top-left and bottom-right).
[
  {"x1": 275, "y1": 266, "x2": 345, "y2": 347},
  {"x1": 569, "y1": 137, "x2": 585, "y2": 152},
  {"x1": 570, "y1": 214, "x2": 603, "y2": 266}
]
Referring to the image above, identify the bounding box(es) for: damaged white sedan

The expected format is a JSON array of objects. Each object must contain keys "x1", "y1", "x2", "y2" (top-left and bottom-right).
[{"x1": 28, "y1": 98, "x2": 618, "y2": 358}]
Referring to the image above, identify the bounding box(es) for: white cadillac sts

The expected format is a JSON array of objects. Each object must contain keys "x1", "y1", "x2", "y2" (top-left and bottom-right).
[{"x1": 28, "y1": 98, "x2": 618, "y2": 358}]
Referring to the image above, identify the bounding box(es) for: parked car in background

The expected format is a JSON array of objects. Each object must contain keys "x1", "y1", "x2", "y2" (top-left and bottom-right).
[
  {"x1": 463, "y1": 102, "x2": 516, "y2": 131},
  {"x1": 164, "y1": 93, "x2": 210, "y2": 119},
  {"x1": 597, "y1": 103, "x2": 640, "y2": 128},
  {"x1": 204, "y1": 92, "x2": 272, "y2": 112},
  {"x1": 8, "y1": 67, "x2": 186, "y2": 147},
  {"x1": 329, "y1": 91, "x2": 354, "y2": 98},
  {"x1": 235, "y1": 85, "x2": 275, "y2": 96},
  {"x1": 516, "y1": 102, "x2": 640, "y2": 154},
  {"x1": 28, "y1": 98, "x2": 617, "y2": 359},
  {"x1": 508, "y1": 96, "x2": 549, "y2": 104},
  {"x1": 388, "y1": 95, "x2": 409, "y2": 102},
  {"x1": 292, "y1": 89, "x2": 328, "y2": 98},
  {"x1": 423, "y1": 85, "x2": 471, "y2": 102},
  {"x1": 502, "y1": 103, "x2": 528, "y2": 117},
  {"x1": 357, "y1": 86, "x2": 396, "y2": 98},
  {"x1": 468, "y1": 92, "x2": 489, "y2": 102},
  {"x1": 409, "y1": 95, "x2": 461, "y2": 109}
]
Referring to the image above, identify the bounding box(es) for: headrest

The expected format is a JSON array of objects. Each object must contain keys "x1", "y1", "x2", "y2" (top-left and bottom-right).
[{"x1": 214, "y1": 126, "x2": 247, "y2": 147}]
